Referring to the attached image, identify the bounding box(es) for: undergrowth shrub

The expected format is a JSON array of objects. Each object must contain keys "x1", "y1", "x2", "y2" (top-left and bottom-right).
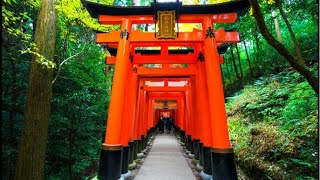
[{"x1": 227, "y1": 69, "x2": 318, "y2": 179}]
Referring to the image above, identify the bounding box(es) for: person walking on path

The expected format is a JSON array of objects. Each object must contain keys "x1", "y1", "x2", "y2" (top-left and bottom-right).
[
  {"x1": 157, "y1": 117, "x2": 165, "y2": 133},
  {"x1": 166, "y1": 116, "x2": 173, "y2": 134}
]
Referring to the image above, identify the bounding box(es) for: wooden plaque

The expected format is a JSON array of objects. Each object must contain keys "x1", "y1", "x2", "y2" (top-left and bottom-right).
[{"x1": 157, "y1": 11, "x2": 176, "y2": 39}]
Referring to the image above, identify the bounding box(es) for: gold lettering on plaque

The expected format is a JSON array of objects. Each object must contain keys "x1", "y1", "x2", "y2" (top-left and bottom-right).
[{"x1": 157, "y1": 11, "x2": 176, "y2": 39}]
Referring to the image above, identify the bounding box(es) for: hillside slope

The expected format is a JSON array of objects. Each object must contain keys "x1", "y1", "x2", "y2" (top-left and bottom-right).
[{"x1": 226, "y1": 67, "x2": 318, "y2": 179}]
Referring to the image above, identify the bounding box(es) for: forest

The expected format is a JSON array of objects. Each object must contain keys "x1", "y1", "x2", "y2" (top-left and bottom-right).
[{"x1": 2, "y1": 0, "x2": 318, "y2": 179}]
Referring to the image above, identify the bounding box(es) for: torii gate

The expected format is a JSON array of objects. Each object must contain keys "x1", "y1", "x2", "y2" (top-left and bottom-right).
[{"x1": 83, "y1": 0, "x2": 249, "y2": 179}]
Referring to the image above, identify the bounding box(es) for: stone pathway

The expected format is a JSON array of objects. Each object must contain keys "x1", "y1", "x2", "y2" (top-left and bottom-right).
[{"x1": 134, "y1": 133, "x2": 196, "y2": 180}]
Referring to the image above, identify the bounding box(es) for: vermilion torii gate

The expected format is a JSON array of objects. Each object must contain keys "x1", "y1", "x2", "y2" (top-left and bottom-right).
[{"x1": 83, "y1": 0, "x2": 249, "y2": 179}]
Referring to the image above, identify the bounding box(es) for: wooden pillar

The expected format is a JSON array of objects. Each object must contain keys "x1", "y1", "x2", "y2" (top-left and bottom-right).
[
  {"x1": 155, "y1": 109, "x2": 160, "y2": 126},
  {"x1": 133, "y1": 79, "x2": 143, "y2": 140},
  {"x1": 176, "y1": 99, "x2": 181, "y2": 130},
  {"x1": 196, "y1": 61, "x2": 213, "y2": 177},
  {"x1": 179, "y1": 98, "x2": 185, "y2": 132},
  {"x1": 142, "y1": 92, "x2": 148, "y2": 136},
  {"x1": 203, "y1": 18, "x2": 230, "y2": 149},
  {"x1": 121, "y1": 64, "x2": 134, "y2": 146},
  {"x1": 104, "y1": 19, "x2": 132, "y2": 145},
  {"x1": 197, "y1": 62, "x2": 212, "y2": 148},
  {"x1": 124, "y1": 64, "x2": 139, "y2": 169},
  {"x1": 185, "y1": 89, "x2": 194, "y2": 155},
  {"x1": 190, "y1": 75, "x2": 201, "y2": 161},
  {"x1": 202, "y1": 17, "x2": 237, "y2": 180},
  {"x1": 119, "y1": 63, "x2": 132, "y2": 175},
  {"x1": 147, "y1": 99, "x2": 154, "y2": 130},
  {"x1": 128, "y1": 65, "x2": 139, "y2": 142},
  {"x1": 137, "y1": 84, "x2": 145, "y2": 140},
  {"x1": 184, "y1": 91, "x2": 190, "y2": 137},
  {"x1": 186, "y1": 88, "x2": 195, "y2": 139},
  {"x1": 99, "y1": 19, "x2": 132, "y2": 180},
  {"x1": 190, "y1": 76, "x2": 200, "y2": 140}
]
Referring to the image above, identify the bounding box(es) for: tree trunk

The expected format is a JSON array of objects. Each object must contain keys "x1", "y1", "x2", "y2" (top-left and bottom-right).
[
  {"x1": 243, "y1": 41, "x2": 254, "y2": 77},
  {"x1": 14, "y1": 0, "x2": 58, "y2": 179},
  {"x1": 230, "y1": 46, "x2": 242, "y2": 87},
  {"x1": 254, "y1": 25, "x2": 260, "y2": 50},
  {"x1": 249, "y1": 0, "x2": 318, "y2": 95},
  {"x1": 8, "y1": 57, "x2": 17, "y2": 179},
  {"x1": 235, "y1": 43, "x2": 243, "y2": 80},
  {"x1": 276, "y1": 0, "x2": 304, "y2": 65},
  {"x1": 220, "y1": 64, "x2": 225, "y2": 86},
  {"x1": 272, "y1": 11, "x2": 282, "y2": 43},
  {"x1": 224, "y1": 57, "x2": 232, "y2": 83}
]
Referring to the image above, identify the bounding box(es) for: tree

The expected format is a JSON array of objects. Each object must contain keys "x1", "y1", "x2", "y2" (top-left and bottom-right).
[
  {"x1": 248, "y1": 0, "x2": 318, "y2": 95},
  {"x1": 14, "y1": 0, "x2": 58, "y2": 179},
  {"x1": 243, "y1": 41, "x2": 254, "y2": 77},
  {"x1": 235, "y1": 43, "x2": 244, "y2": 80},
  {"x1": 230, "y1": 45, "x2": 242, "y2": 87}
]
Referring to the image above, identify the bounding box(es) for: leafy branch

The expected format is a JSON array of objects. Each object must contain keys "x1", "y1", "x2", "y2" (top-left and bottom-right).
[
  {"x1": 52, "y1": 46, "x2": 85, "y2": 84},
  {"x1": 21, "y1": 43, "x2": 56, "y2": 69}
]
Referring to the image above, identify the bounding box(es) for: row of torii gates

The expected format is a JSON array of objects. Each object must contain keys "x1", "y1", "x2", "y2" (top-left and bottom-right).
[{"x1": 83, "y1": 0, "x2": 249, "y2": 179}]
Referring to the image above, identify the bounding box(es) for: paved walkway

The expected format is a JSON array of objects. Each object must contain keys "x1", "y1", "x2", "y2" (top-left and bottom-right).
[{"x1": 134, "y1": 133, "x2": 196, "y2": 180}]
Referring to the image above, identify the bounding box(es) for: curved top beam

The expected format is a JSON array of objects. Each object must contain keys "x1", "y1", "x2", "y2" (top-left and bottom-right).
[{"x1": 82, "y1": 0, "x2": 250, "y2": 18}]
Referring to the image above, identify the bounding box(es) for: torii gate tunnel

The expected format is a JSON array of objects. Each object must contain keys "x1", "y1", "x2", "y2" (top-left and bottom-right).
[{"x1": 83, "y1": 0, "x2": 250, "y2": 179}]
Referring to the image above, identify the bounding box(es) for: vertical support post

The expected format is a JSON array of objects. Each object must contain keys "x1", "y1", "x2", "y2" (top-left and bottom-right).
[
  {"x1": 187, "y1": 87, "x2": 195, "y2": 157},
  {"x1": 99, "y1": 19, "x2": 132, "y2": 180},
  {"x1": 155, "y1": 109, "x2": 160, "y2": 127},
  {"x1": 133, "y1": 79, "x2": 143, "y2": 160},
  {"x1": 179, "y1": 98, "x2": 185, "y2": 136},
  {"x1": 128, "y1": 64, "x2": 139, "y2": 142},
  {"x1": 119, "y1": 63, "x2": 133, "y2": 177},
  {"x1": 197, "y1": 61, "x2": 213, "y2": 179},
  {"x1": 137, "y1": 83, "x2": 145, "y2": 154},
  {"x1": 142, "y1": 91, "x2": 148, "y2": 149},
  {"x1": 185, "y1": 89, "x2": 192, "y2": 154},
  {"x1": 147, "y1": 99, "x2": 154, "y2": 133},
  {"x1": 202, "y1": 17, "x2": 237, "y2": 180},
  {"x1": 126, "y1": 64, "x2": 139, "y2": 171},
  {"x1": 190, "y1": 76, "x2": 201, "y2": 161}
]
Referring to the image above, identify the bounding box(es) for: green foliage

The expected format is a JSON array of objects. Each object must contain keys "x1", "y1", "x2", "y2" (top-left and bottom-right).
[
  {"x1": 2, "y1": 0, "x2": 113, "y2": 178},
  {"x1": 220, "y1": 0, "x2": 318, "y2": 96},
  {"x1": 55, "y1": 0, "x2": 117, "y2": 35},
  {"x1": 44, "y1": 21, "x2": 110, "y2": 178},
  {"x1": 46, "y1": 49, "x2": 109, "y2": 178},
  {"x1": 2, "y1": 0, "x2": 38, "y2": 178},
  {"x1": 21, "y1": 43, "x2": 56, "y2": 69},
  {"x1": 227, "y1": 69, "x2": 318, "y2": 179}
]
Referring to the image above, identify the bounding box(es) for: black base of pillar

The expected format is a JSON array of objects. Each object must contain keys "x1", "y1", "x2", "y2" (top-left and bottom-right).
[
  {"x1": 199, "y1": 142, "x2": 204, "y2": 166},
  {"x1": 133, "y1": 140, "x2": 139, "y2": 160},
  {"x1": 202, "y1": 146, "x2": 212, "y2": 175},
  {"x1": 128, "y1": 141, "x2": 134, "y2": 164},
  {"x1": 187, "y1": 135, "x2": 191, "y2": 151},
  {"x1": 121, "y1": 146, "x2": 129, "y2": 174},
  {"x1": 211, "y1": 149, "x2": 238, "y2": 180},
  {"x1": 146, "y1": 130, "x2": 150, "y2": 142},
  {"x1": 190, "y1": 139, "x2": 194, "y2": 154},
  {"x1": 179, "y1": 129, "x2": 183, "y2": 140},
  {"x1": 98, "y1": 145, "x2": 123, "y2": 180},
  {"x1": 182, "y1": 131, "x2": 186, "y2": 143},
  {"x1": 137, "y1": 139, "x2": 143, "y2": 153},
  {"x1": 141, "y1": 135, "x2": 145, "y2": 150},
  {"x1": 143, "y1": 135, "x2": 147, "y2": 149},
  {"x1": 193, "y1": 139, "x2": 200, "y2": 160}
]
